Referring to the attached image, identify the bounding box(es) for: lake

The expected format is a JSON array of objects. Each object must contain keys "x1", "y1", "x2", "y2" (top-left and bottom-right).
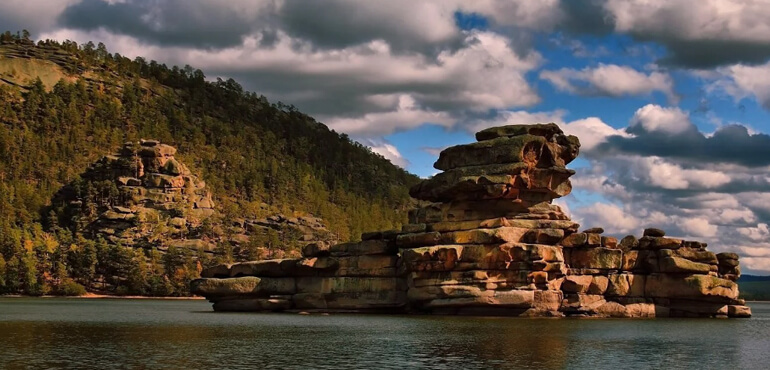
[{"x1": 1, "y1": 298, "x2": 769, "y2": 369}]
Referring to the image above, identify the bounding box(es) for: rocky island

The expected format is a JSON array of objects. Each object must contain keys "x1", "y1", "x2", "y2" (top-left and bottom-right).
[{"x1": 192, "y1": 123, "x2": 751, "y2": 318}]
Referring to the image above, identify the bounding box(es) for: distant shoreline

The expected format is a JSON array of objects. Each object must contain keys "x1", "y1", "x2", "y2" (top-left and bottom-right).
[{"x1": 0, "y1": 294, "x2": 205, "y2": 300}]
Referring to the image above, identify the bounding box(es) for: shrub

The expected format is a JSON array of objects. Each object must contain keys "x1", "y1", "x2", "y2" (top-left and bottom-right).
[{"x1": 57, "y1": 279, "x2": 87, "y2": 296}]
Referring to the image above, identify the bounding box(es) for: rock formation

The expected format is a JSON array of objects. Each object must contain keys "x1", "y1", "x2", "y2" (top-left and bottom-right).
[
  {"x1": 191, "y1": 123, "x2": 751, "y2": 318},
  {"x1": 53, "y1": 140, "x2": 337, "y2": 255},
  {"x1": 53, "y1": 140, "x2": 218, "y2": 251}
]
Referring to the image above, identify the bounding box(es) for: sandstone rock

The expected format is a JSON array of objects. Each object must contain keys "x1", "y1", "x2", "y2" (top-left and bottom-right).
[
  {"x1": 434, "y1": 134, "x2": 578, "y2": 171},
  {"x1": 606, "y1": 273, "x2": 645, "y2": 297},
  {"x1": 660, "y1": 248, "x2": 718, "y2": 265},
  {"x1": 189, "y1": 124, "x2": 749, "y2": 318},
  {"x1": 561, "y1": 275, "x2": 593, "y2": 293},
  {"x1": 190, "y1": 277, "x2": 296, "y2": 297},
  {"x1": 301, "y1": 242, "x2": 330, "y2": 258},
  {"x1": 475, "y1": 123, "x2": 564, "y2": 142},
  {"x1": 601, "y1": 236, "x2": 618, "y2": 249},
  {"x1": 618, "y1": 235, "x2": 639, "y2": 250},
  {"x1": 582, "y1": 227, "x2": 604, "y2": 234},
  {"x1": 638, "y1": 236, "x2": 682, "y2": 250},
  {"x1": 410, "y1": 286, "x2": 535, "y2": 309},
  {"x1": 621, "y1": 250, "x2": 640, "y2": 271},
  {"x1": 643, "y1": 228, "x2": 666, "y2": 237},
  {"x1": 658, "y1": 256, "x2": 712, "y2": 274},
  {"x1": 229, "y1": 259, "x2": 300, "y2": 277},
  {"x1": 624, "y1": 303, "x2": 660, "y2": 318},
  {"x1": 588, "y1": 276, "x2": 609, "y2": 295},
  {"x1": 295, "y1": 257, "x2": 340, "y2": 274},
  {"x1": 330, "y1": 239, "x2": 397, "y2": 256},
  {"x1": 395, "y1": 232, "x2": 441, "y2": 248},
  {"x1": 566, "y1": 248, "x2": 623, "y2": 270},
  {"x1": 561, "y1": 293, "x2": 606, "y2": 313},
  {"x1": 523, "y1": 228, "x2": 565, "y2": 245},
  {"x1": 586, "y1": 233, "x2": 602, "y2": 247},
  {"x1": 409, "y1": 169, "x2": 575, "y2": 202},
  {"x1": 644, "y1": 274, "x2": 738, "y2": 301},
  {"x1": 560, "y1": 232, "x2": 587, "y2": 248},
  {"x1": 728, "y1": 305, "x2": 752, "y2": 318},
  {"x1": 296, "y1": 277, "x2": 404, "y2": 294},
  {"x1": 409, "y1": 270, "x2": 530, "y2": 288}
]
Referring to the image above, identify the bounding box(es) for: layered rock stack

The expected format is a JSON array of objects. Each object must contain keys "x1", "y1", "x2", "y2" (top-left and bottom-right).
[
  {"x1": 192, "y1": 124, "x2": 751, "y2": 318},
  {"x1": 192, "y1": 234, "x2": 405, "y2": 312},
  {"x1": 54, "y1": 140, "x2": 217, "y2": 251}
]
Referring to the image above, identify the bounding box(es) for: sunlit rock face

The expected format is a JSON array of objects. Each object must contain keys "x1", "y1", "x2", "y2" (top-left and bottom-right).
[
  {"x1": 52, "y1": 140, "x2": 338, "y2": 260},
  {"x1": 192, "y1": 124, "x2": 751, "y2": 318},
  {"x1": 53, "y1": 140, "x2": 217, "y2": 252}
]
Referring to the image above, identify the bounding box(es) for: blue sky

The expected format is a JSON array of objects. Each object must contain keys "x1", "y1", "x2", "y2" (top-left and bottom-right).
[{"x1": 3, "y1": 0, "x2": 770, "y2": 273}]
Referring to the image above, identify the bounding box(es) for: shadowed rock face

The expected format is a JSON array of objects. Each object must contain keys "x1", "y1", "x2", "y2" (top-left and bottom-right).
[{"x1": 192, "y1": 123, "x2": 751, "y2": 318}]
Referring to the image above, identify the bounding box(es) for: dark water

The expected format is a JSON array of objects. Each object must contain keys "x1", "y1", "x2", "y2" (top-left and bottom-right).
[{"x1": 1, "y1": 299, "x2": 769, "y2": 369}]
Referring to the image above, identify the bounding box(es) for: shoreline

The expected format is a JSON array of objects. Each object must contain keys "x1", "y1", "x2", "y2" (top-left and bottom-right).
[{"x1": 0, "y1": 293, "x2": 205, "y2": 300}]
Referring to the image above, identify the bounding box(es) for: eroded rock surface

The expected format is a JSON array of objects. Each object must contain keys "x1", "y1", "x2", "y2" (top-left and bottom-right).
[
  {"x1": 192, "y1": 124, "x2": 751, "y2": 318},
  {"x1": 53, "y1": 140, "x2": 337, "y2": 255}
]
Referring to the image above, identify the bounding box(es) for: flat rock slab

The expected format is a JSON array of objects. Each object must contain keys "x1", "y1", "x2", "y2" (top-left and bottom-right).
[{"x1": 190, "y1": 277, "x2": 296, "y2": 297}]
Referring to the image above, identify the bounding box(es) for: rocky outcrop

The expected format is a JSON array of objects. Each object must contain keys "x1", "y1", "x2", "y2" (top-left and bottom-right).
[
  {"x1": 53, "y1": 140, "x2": 217, "y2": 251},
  {"x1": 192, "y1": 123, "x2": 751, "y2": 318},
  {"x1": 53, "y1": 140, "x2": 337, "y2": 255}
]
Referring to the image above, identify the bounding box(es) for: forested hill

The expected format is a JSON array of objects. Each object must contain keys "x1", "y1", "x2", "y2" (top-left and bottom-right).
[{"x1": 0, "y1": 31, "x2": 420, "y2": 296}]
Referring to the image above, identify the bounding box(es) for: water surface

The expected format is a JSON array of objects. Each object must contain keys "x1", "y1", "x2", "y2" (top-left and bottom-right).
[{"x1": 1, "y1": 298, "x2": 769, "y2": 369}]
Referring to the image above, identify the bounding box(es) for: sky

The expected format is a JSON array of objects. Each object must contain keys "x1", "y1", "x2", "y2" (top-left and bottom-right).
[{"x1": 3, "y1": 0, "x2": 770, "y2": 273}]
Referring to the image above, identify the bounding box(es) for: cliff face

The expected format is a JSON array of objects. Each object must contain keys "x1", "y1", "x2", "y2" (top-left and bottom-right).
[{"x1": 191, "y1": 123, "x2": 751, "y2": 318}]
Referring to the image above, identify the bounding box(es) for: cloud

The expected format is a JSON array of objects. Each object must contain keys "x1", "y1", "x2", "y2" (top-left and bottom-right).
[
  {"x1": 540, "y1": 64, "x2": 677, "y2": 103},
  {"x1": 627, "y1": 104, "x2": 691, "y2": 135},
  {"x1": 708, "y1": 61, "x2": 770, "y2": 109},
  {"x1": 628, "y1": 156, "x2": 732, "y2": 190},
  {"x1": 599, "y1": 0, "x2": 770, "y2": 68},
  {"x1": 277, "y1": 0, "x2": 461, "y2": 52},
  {"x1": 421, "y1": 146, "x2": 447, "y2": 157},
  {"x1": 593, "y1": 106, "x2": 770, "y2": 168},
  {"x1": 42, "y1": 27, "x2": 541, "y2": 137},
  {"x1": 575, "y1": 202, "x2": 640, "y2": 233},
  {"x1": 566, "y1": 106, "x2": 770, "y2": 273},
  {"x1": 323, "y1": 95, "x2": 453, "y2": 136},
  {"x1": 58, "y1": 0, "x2": 276, "y2": 49},
  {"x1": 677, "y1": 217, "x2": 718, "y2": 238},
  {"x1": 361, "y1": 139, "x2": 409, "y2": 168},
  {"x1": 0, "y1": 0, "x2": 80, "y2": 36},
  {"x1": 560, "y1": 117, "x2": 630, "y2": 151}
]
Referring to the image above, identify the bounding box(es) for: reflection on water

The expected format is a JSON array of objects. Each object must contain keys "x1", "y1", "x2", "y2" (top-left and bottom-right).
[{"x1": 0, "y1": 299, "x2": 769, "y2": 369}]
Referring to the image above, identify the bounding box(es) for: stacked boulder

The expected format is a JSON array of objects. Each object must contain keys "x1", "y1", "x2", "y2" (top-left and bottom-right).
[
  {"x1": 399, "y1": 123, "x2": 580, "y2": 316},
  {"x1": 192, "y1": 123, "x2": 751, "y2": 318}
]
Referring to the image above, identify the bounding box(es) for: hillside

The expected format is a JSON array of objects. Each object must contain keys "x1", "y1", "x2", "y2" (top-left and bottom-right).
[
  {"x1": 738, "y1": 275, "x2": 770, "y2": 301},
  {"x1": 0, "y1": 31, "x2": 420, "y2": 296}
]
